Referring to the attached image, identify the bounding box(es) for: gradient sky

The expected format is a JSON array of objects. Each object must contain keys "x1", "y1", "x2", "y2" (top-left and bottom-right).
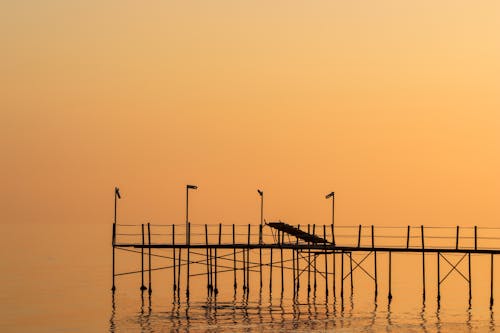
[{"x1": 1, "y1": 1, "x2": 499, "y2": 228}]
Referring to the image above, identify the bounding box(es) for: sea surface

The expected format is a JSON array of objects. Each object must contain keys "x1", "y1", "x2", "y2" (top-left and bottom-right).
[{"x1": 1, "y1": 223, "x2": 499, "y2": 332}]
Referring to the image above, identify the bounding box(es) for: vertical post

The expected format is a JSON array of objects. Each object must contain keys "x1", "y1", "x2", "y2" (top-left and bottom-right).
[
  {"x1": 307, "y1": 224, "x2": 311, "y2": 296},
  {"x1": 148, "y1": 223, "x2": 152, "y2": 295},
  {"x1": 437, "y1": 252, "x2": 440, "y2": 303},
  {"x1": 141, "y1": 224, "x2": 147, "y2": 291},
  {"x1": 259, "y1": 224, "x2": 263, "y2": 289},
  {"x1": 297, "y1": 225, "x2": 301, "y2": 293},
  {"x1": 292, "y1": 243, "x2": 296, "y2": 297},
  {"x1": 280, "y1": 230, "x2": 284, "y2": 294},
  {"x1": 468, "y1": 252, "x2": 472, "y2": 303},
  {"x1": 456, "y1": 226, "x2": 459, "y2": 250},
  {"x1": 247, "y1": 224, "x2": 251, "y2": 293},
  {"x1": 215, "y1": 223, "x2": 221, "y2": 295},
  {"x1": 350, "y1": 252, "x2": 354, "y2": 292},
  {"x1": 406, "y1": 225, "x2": 410, "y2": 249},
  {"x1": 324, "y1": 225, "x2": 328, "y2": 297},
  {"x1": 205, "y1": 224, "x2": 210, "y2": 293},
  {"x1": 269, "y1": 245, "x2": 273, "y2": 293},
  {"x1": 421, "y1": 225, "x2": 426, "y2": 301},
  {"x1": 233, "y1": 224, "x2": 237, "y2": 290},
  {"x1": 357, "y1": 224, "x2": 361, "y2": 247},
  {"x1": 388, "y1": 251, "x2": 392, "y2": 301},
  {"x1": 491, "y1": 254, "x2": 494, "y2": 308},
  {"x1": 242, "y1": 248, "x2": 246, "y2": 291},
  {"x1": 474, "y1": 226, "x2": 478, "y2": 251},
  {"x1": 186, "y1": 222, "x2": 190, "y2": 297},
  {"x1": 177, "y1": 247, "x2": 182, "y2": 296},
  {"x1": 112, "y1": 223, "x2": 116, "y2": 292},
  {"x1": 341, "y1": 252, "x2": 344, "y2": 299},
  {"x1": 372, "y1": 225, "x2": 377, "y2": 298},
  {"x1": 332, "y1": 224, "x2": 336, "y2": 297},
  {"x1": 172, "y1": 224, "x2": 176, "y2": 294},
  {"x1": 313, "y1": 224, "x2": 317, "y2": 292}
]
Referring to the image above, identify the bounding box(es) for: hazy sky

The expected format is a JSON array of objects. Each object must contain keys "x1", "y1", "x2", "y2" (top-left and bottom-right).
[{"x1": 1, "y1": 1, "x2": 499, "y2": 228}]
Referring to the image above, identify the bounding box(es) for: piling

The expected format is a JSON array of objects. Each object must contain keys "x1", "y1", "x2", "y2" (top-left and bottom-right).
[
  {"x1": 341, "y1": 251, "x2": 344, "y2": 299},
  {"x1": 185, "y1": 223, "x2": 190, "y2": 297},
  {"x1": 214, "y1": 223, "x2": 221, "y2": 295},
  {"x1": 172, "y1": 225, "x2": 176, "y2": 295},
  {"x1": 112, "y1": 223, "x2": 116, "y2": 292},
  {"x1": 437, "y1": 252, "x2": 440, "y2": 302},
  {"x1": 468, "y1": 253, "x2": 472, "y2": 302},
  {"x1": 307, "y1": 224, "x2": 311, "y2": 295},
  {"x1": 148, "y1": 223, "x2": 152, "y2": 295},
  {"x1": 349, "y1": 253, "x2": 353, "y2": 292},
  {"x1": 372, "y1": 225, "x2": 377, "y2": 297},
  {"x1": 233, "y1": 224, "x2": 237, "y2": 290},
  {"x1": 421, "y1": 225, "x2": 426, "y2": 301},
  {"x1": 141, "y1": 224, "x2": 147, "y2": 291},
  {"x1": 205, "y1": 224, "x2": 210, "y2": 292},
  {"x1": 177, "y1": 248, "x2": 182, "y2": 296},
  {"x1": 388, "y1": 251, "x2": 392, "y2": 301},
  {"x1": 281, "y1": 229, "x2": 284, "y2": 293},
  {"x1": 247, "y1": 224, "x2": 251, "y2": 293},
  {"x1": 324, "y1": 225, "x2": 328, "y2": 297},
  {"x1": 269, "y1": 245, "x2": 273, "y2": 293},
  {"x1": 332, "y1": 224, "x2": 336, "y2": 297},
  {"x1": 259, "y1": 224, "x2": 263, "y2": 289},
  {"x1": 297, "y1": 225, "x2": 301, "y2": 292},
  {"x1": 490, "y1": 254, "x2": 494, "y2": 308}
]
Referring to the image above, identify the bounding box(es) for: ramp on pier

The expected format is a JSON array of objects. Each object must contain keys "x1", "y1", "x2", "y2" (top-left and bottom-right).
[{"x1": 267, "y1": 222, "x2": 330, "y2": 244}]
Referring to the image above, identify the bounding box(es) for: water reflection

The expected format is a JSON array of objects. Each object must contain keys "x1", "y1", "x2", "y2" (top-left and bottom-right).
[{"x1": 109, "y1": 290, "x2": 495, "y2": 332}]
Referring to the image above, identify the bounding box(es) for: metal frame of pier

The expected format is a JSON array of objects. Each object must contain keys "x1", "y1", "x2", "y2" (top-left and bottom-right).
[{"x1": 112, "y1": 220, "x2": 500, "y2": 308}]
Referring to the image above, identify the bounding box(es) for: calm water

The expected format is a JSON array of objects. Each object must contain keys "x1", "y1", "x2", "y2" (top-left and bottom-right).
[{"x1": 1, "y1": 223, "x2": 499, "y2": 332}]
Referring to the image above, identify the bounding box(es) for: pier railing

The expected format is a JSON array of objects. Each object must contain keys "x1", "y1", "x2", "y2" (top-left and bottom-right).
[{"x1": 114, "y1": 223, "x2": 500, "y2": 250}]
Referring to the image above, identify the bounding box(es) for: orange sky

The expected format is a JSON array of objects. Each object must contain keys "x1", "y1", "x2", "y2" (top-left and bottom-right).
[{"x1": 1, "y1": 1, "x2": 499, "y2": 228}]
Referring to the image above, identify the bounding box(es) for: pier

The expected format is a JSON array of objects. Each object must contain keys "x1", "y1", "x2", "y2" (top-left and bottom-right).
[{"x1": 111, "y1": 188, "x2": 500, "y2": 308}]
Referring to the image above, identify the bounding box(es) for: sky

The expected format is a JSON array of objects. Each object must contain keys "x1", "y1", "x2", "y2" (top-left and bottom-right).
[{"x1": 1, "y1": 1, "x2": 499, "y2": 228}]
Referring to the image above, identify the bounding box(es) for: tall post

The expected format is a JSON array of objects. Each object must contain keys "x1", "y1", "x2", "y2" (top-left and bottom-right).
[
  {"x1": 258, "y1": 190, "x2": 264, "y2": 242},
  {"x1": 421, "y1": 225, "x2": 426, "y2": 301},
  {"x1": 269, "y1": 245, "x2": 273, "y2": 293},
  {"x1": 112, "y1": 187, "x2": 120, "y2": 292},
  {"x1": 148, "y1": 223, "x2": 152, "y2": 295},
  {"x1": 186, "y1": 222, "x2": 190, "y2": 297},
  {"x1": 372, "y1": 225, "x2": 377, "y2": 298},
  {"x1": 307, "y1": 224, "x2": 311, "y2": 296},
  {"x1": 349, "y1": 253, "x2": 353, "y2": 293},
  {"x1": 140, "y1": 224, "x2": 147, "y2": 291},
  {"x1": 233, "y1": 224, "x2": 237, "y2": 290},
  {"x1": 313, "y1": 224, "x2": 317, "y2": 292},
  {"x1": 292, "y1": 242, "x2": 296, "y2": 297},
  {"x1": 491, "y1": 254, "x2": 494, "y2": 308},
  {"x1": 324, "y1": 225, "x2": 328, "y2": 297},
  {"x1": 297, "y1": 225, "x2": 301, "y2": 293},
  {"x1": 406, "y1": 225, "x2": 410, "y2": 249},
  {"x1": 259, "y1": 224, "x2": 263, "y2": 289},
  {"x1": 215, "y1": 223, "x2": 221, "y2": 295},
  {"x1": 468, "y1": 252, "x2": 472, "y2": 303},
  {"x1": 437, "y1": 252, "x2": 440, "y2": 303},
  {"x1": 341, "y1": 251, "x2": 344, "y2": 299},
  {"x1": 173, "y1": 224, "x2": 176, "y2": 294},
  {"x1": 205, "y1": 224, "x2": 211, "y2": 293},
  {"x1": 247, "y1": 224, "x2": 251, "y2": 293},
  {"x1": 280, "y1": 230, "x2": 284, "y2": 294},
  {"x1": 112, "y1": 223, "x2": 116, "y2": 292},
  {"x1": 357, "y1": 224, "x2": 361, "y2": 247},
  {"x1": 177, "y1": 247, "x2": 182, "y2": 296},
  {"x1": 388, "y1": 251, "x2": 392, "y2": 301},
  {"x1": 332, "y1": 223, "x2": 336, "y2": 297}
]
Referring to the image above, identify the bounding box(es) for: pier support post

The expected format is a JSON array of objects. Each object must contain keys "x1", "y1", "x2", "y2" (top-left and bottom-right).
[
  {"x1": 148, "y1": 223, "x2": 152, "y2": 295},
  {"x1": 172, "y1": 224, "x2": 176, "y2": 295},
  {"x1": 185, "y1": 223, "x2": 190, "y2": 297},
  {"x1": 269, "y1": 247, "x2": 273, "y2": 293},
  {"x1": 297, "y1": 225, "x2": 301, "y2": 293},
  {"x1": 491, "y1": 254, "x2": 494, "y2": 308},
  {"x1": 324, "y1": 225, "x2": 328, "y2": 297},
  {"x1": 468, "y1": 252, "x2": 472, "y2": 303},
  {"x1": 177, "y1": 248, "x2": 182, "y2": 296},
  {"x1": 112, "y1": 223, "x2": 116, "y2": 292},
  {"x1": 259, "y1": 224, "x2": 263, "y2": 290},
  {"x1": 214, "y1": 223, "x2": 221, "y2": 295},
  {"x1": 332, "y1": 224, "x2": 336, "y2": 298},
  {"x1": 307, "y1": 224, "x2": 311, "y2": 296},
  {"x1": 350, "y1": 252, "x2": 354, "y2": 293},
  {"x1": 281, "y1": 230, "x2": 284, "y2": 294},
  {"x1": 388, "y1": 251, "x2": 392, "y2": 302},
  {"x1": 205, "y1": 224, "x2": 211, "y2": 293},
  {"x1": 341, "y1": 251, "x2": 344, "y2": 299},
  {"x1": 421, "y1": 225, "x2": 426, "y2": 302},
  {"x1": 372, "y1": 225, "x2": 377, "y2": 298},
  {"x1": 313, "y1": 225, "x2": 317, "y2": 293},
  {"x1": 247, "y1": 224, "x2": 251, "y2": 294},
  {"x1": 140, "y1": 224, "x2": 147, "y2": 291},
  {"x1": 437, "y1": 252, "x2": 440, "y2": 303},
  {"x1": 233, "y1": 224, "x2": 237, "y2": 290}
]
